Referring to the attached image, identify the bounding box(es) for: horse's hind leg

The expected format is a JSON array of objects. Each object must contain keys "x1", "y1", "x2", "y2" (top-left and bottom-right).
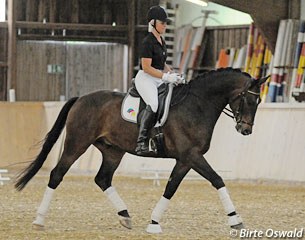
[
  {"x1": 147, "y1": 161, "x2": 191, "y2": 233},
  {"x1": 189, "y1": 152, "x2": 243, "y2": 229},
  {"x1": 93, "y1": 145, "x2": 131, "y2": 229},
  {"x1": 33, "y1": 140, "x2": 91, "y2": 229}
]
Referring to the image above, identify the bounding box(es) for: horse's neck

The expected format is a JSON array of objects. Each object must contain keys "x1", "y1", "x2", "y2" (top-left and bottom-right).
[{"x1": 191, "y1": 75, "x2": 240, "y2": 109}]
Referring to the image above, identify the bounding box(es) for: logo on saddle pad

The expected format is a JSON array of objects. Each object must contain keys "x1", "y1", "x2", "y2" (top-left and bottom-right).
[{"x1": 127, "y1": 108, "x2": 136, "y2": 117}]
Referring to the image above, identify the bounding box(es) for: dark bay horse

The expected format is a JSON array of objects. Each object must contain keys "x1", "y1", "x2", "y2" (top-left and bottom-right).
[{"x1": 15, "y1": 68, "x2": 268, "y2": 233}]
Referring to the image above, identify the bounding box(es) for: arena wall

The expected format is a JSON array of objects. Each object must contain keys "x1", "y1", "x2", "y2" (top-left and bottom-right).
[{"x1": 1, "y1": 102, "x2": 304, "y2": 182}]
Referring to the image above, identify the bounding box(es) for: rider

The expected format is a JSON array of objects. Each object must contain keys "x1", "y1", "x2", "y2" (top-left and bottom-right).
[{"x1": 135, "y1": 5, "x2": 181, "y2": 155}]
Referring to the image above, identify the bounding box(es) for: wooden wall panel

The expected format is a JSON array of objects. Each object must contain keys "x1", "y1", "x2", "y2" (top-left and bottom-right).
[
  {"x1": 15, "y1": 0, "x2": 159, "y2": 25},
  {"x1": 211, "y1": 0, "x2": 300, "y2": 53},
  {"x1": 16, "y1": 41, "x2": 66, "y2": 101},
  {"x1": 0, "y1": 28, "x2": 7, "y2": 62},
  {"x1": 16, "y1": 41, "x2": 125, "y2": 100},
  {"x1": 16, "y1": 0, "x2": 27, "y2": 21},
  {"x1": 201, "y1": 26, "x2": 249, "y2": 69},
  {"x1": 66, "y1": 42, "x2": 125, "y2": 98},
  {"x1": 136, "y1": 0, "x2": 159, "y2": 25},
  {"x1": 25, "y1": 0, "x2": 39, "y2": 22},
  {"x1": 38, "y1": 0, "x2": 49, "y2": 22},
  {"x1": 0, "y1": 68, "x2": 7, "y2": 100},
  {"x1": 0, "y1": 27, "x2": 8, "y2": 100}
]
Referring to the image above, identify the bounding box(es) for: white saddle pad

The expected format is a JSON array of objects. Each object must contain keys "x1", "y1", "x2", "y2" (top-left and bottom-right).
[{"x1": 121, "y1": 94, "x2": 140, "y2": 124}]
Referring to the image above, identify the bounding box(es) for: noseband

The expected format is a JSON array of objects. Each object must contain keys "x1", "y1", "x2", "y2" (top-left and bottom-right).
[{"x1": 223, "y1": 88, "x2": 260, "y2": 126}]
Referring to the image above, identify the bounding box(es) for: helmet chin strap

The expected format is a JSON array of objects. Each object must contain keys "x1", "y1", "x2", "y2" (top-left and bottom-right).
[{"x1": 152, "y1": 19, "x2": 161, "y2": 34}]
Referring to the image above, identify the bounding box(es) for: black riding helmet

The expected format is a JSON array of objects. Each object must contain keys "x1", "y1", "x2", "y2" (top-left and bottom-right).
[{"x1": 147, "y1": 6, "x2": 171, "y2": 24}]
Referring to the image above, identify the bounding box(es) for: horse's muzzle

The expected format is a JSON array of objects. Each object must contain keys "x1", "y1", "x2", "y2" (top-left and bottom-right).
[{"x1": 236, "y1": 123, "x2": 252, "y2": 136}]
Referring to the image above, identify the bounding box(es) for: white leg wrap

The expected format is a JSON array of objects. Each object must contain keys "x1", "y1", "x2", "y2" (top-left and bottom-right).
[
  {"x1": 151, "y1": 196, "x2": 170, "y2": 223},
  {"x1": 218, "y1": 187, "x2": 236, "y2": 214},
  {"x1": 228, "y1": 214, "x2": 243, "y2": 226},
  {"x1": 33, "y1": 187, "x2": 54, "y2": 226},
  {"x1": 104, "y1": 187, "x2": 127, "y2": 212}
]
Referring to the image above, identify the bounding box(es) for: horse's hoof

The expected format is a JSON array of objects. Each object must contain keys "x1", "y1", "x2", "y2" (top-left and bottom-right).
[
  {"x1": 231, "y1": 223, "x2": 244, "y2": 230},
  {"x1": 146, "y1": 223, "x2": 162, "y2": 234},
  {"x1": 119, "y1": 216, "x2": 132, "y2": 229},
  {"x1": 32, "y1": 223, "x2": 45, "y2": 231}
]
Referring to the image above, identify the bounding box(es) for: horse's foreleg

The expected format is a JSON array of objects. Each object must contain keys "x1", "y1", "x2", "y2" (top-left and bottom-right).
[
  {"x1": 147, "y1": 161, "x2": 190, "y2": 233},
  {"x1": 190, "y1": 153, "x2": 243, "y2": 229},
  {"x1": 94, "y1": 147, "x2": 132, "y2": 229}
]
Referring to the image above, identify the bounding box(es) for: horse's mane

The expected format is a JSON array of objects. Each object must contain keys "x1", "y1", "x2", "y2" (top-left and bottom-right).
[{"x1": 191, "y1": 68, "x2": 252, "y2": 83}]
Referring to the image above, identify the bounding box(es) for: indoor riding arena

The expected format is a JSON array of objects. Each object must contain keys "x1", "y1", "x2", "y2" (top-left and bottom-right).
[{"x1": 1, "y1": 1, "x2": 305, "y2": 240}]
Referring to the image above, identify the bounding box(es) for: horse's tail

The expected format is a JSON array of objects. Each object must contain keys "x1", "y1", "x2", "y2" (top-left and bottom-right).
[{"x1": 15, "y1": 97, "x2": 79, "y2": 191}]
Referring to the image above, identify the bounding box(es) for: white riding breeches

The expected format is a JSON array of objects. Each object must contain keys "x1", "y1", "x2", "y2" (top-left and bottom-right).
[{"x1": 135, "y1": 70, "x2": 163, "y2": 113}]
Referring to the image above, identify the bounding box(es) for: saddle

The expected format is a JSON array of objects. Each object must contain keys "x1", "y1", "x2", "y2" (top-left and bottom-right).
[{"x1": 121, "y1": 79, "x2": 189, "y2": 156}]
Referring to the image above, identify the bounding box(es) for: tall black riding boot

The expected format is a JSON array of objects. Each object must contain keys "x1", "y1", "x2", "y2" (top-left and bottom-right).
[{"x1": 135, "y1": 105, "x2": 156, "y2": 155}]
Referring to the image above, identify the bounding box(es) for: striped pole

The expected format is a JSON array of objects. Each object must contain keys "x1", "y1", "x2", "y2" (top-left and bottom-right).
[
  {"x1": 244, "y1": 23, "x2": 255, "y2": 73},
  {"x1": 254, "y1": 36, "x2": 265, "y2": 78},
  {"x1": 249, "y1": 34, "x2": 260, "y2": 76},
  {"x1": 277, "y1": 20, "x2": 292, "y2": 102},
  {"x1": 269, "y1": 20, "x2": 287, "y2": 102},
  {"x1": 295, "y1": 43, "x2": 305, "y2": 88},
  {"x1": 291, "y1": 20, "x2": 305, "y2": 92},
  {"x1": 261, "y1": 54, "x2": 273, "y2": 103}
]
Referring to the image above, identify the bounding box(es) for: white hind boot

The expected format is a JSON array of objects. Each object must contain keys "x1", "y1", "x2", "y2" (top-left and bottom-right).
[{"x1": 33, "y1": 187, "x2": 54, "y2": 229}]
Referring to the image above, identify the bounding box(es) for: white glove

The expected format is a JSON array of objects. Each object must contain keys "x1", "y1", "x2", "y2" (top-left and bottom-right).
[{"x1": 162, "y1": 72, "x2": 180, "y2": 84}]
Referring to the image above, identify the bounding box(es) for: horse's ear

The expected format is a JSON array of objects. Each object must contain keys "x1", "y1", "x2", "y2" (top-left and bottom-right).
[{"x1": 258, "y1": 75, "x2": 270, "y2": 85}]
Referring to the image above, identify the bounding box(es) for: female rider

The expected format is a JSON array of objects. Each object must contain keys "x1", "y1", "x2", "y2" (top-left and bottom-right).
[{"x1": 135, "y1": 5, "x2": 181, "y2": 155}]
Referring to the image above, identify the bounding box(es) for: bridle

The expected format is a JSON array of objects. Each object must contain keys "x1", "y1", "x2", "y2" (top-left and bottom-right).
[{"x1": 223, "y1": 85, "x2": 261, "y2": 126}]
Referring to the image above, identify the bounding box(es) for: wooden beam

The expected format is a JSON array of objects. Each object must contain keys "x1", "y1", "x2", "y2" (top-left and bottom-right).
[
  {"x1": 128, "y1": 0, "x2": 136, "y2": 84},
  {"x1": 17, "y1": 34, "x2": 127, "y2": 43},
  {"x1": 206, "y1": 24, "x2": 250, "y2": 30},
  {"x1": 15, "y1": 21, "x2": 128, "y2": 32},
  {"x1": 7, "y1": 0, "x2": 17, "y2": 96}
]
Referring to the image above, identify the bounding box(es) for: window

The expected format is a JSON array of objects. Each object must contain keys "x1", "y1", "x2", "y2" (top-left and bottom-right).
[{"x1": 0, "y1": 0, "x2": 6, "y2": 22}]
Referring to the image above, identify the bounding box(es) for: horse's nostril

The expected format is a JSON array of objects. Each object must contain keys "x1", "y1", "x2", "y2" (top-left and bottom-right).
[{"x1": 242, "y1": 129, "x2": 252, "y2": 135}]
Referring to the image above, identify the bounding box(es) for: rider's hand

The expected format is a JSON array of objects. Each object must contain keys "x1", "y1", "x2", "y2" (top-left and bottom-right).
[{"x1": 162, "y1": 72, "x2": 180, "y2": 84}]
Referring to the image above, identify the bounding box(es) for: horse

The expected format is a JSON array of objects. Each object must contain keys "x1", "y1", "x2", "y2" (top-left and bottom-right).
[{"x1": 15, "y1": 68, "x2": 268, "y2": 233}]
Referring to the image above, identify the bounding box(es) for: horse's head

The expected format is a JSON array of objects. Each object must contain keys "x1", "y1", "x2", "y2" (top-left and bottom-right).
[{"x1": 228, "y1": 75, "x2": 269, "y2": 136}]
